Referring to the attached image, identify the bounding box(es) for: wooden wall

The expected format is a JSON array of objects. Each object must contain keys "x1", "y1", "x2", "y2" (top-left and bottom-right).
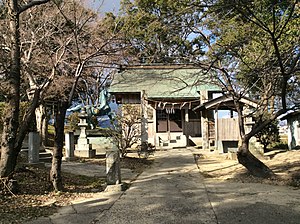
[{"x1": 217, "y1": 118, "x2": 239, "y2": 141}]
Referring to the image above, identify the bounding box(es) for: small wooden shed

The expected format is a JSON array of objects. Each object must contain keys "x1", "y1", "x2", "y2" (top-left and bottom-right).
[
  {"x1": 280, "y1": 111, "x2": 300, "y2": 150},
  {"x1": 194, "y1": 94, "x2": 258, "y2": 153}
]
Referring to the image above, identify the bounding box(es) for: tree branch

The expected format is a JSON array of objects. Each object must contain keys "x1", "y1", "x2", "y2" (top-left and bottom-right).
[
  {"x1": 276, "y1": 2, "x2": 296, "y2": 40},
  {"x1": 18, "y1": 0, "x2": 50, "y2": 14}
]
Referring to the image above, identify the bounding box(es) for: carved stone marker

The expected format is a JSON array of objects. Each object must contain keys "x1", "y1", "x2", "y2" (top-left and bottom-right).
[
  {"x1": 65, "y1": 132, "x2": 74, "y2": 159},
  {"x1": 28, "y1": 132, "x2": 40, "y2": 163},
  {"x1": 106, "y1": 145, "x2": 121, "y2": 186}
]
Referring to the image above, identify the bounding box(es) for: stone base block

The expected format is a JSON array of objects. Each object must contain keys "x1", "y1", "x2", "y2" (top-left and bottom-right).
[
  {"x1": 26, "y1": 162, "x2": 45, "y2": 168},
  {"x1": 105, "y1": 184, "x2": 123, "y2": 192},
  {"x1": 227, "y1": 151, "x2": 237, "y2": 160},
  {"x1": 76, "y1": 143, "x2": 92, "y2": 151},
  {"x1": 63, "y1": 157, "x2": 76, "y2": 162},
  {"x1": 74, "y1": 149, "x2": 96, "y2": 158}
]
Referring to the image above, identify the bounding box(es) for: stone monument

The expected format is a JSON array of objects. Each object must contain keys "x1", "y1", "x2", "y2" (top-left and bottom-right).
[
  {"x1": 65, "y1": 131, "x2": 74, "y2": 160},
  {"x1": 28, "y1": 132, "x2": 40, "y2": 164},
  {"x1": 105, "y1": 145, "x2": 122, "y2": 191}
]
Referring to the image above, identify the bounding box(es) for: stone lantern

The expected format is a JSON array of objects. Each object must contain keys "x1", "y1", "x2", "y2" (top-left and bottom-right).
[
  {"x1": 74, "y1": 108, "x2": 96, "y2": 158},
  {"x1": 78, "y1": 108, "x2": 88, "y2": 139}
]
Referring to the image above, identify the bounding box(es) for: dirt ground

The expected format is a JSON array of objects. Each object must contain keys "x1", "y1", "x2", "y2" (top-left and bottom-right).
[
  {"x1": 0, "y1": 156, "x2": 153, "y2": 224},
  {"x1": 0, "y1": 149, "x2": 299, "y2": 223},
  {"x1": 195, "y1": 149, "x2": 300, "y2": 187}
]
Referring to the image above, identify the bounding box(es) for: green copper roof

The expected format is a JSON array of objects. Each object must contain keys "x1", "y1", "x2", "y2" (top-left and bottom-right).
[{"x1": 110, "y1": 66, "x2": 221, "y2": 99}]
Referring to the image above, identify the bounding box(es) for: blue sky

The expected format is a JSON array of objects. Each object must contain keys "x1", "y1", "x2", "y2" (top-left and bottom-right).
[
  {"x1": 85, "y1": 0, "x2": 121, "y2": 15},
  {"x1": 102, "y1": 0, "x2": 120, "y2": 12}
]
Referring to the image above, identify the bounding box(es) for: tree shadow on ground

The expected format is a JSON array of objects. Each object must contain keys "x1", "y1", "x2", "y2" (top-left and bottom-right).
[{"x1": 194, "y1": 151, "x2": 300, "y2": 187}]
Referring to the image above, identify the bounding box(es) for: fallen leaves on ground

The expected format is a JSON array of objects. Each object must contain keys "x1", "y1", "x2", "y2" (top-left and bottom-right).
[{"x1": 0, "y1": 155, "x2": 152, "y2": 224}]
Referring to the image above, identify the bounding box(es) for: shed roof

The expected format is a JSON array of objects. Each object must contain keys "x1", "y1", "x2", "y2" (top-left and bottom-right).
[
  {"x1": 109, "y1": 65, "x2": 221, "y2": 99},
  {"x1": 193, "y1": 94, "x2": 258, "y2": 111},
  {"x1": 280, "y1": 111, "x2": 300, "y2": 120}
]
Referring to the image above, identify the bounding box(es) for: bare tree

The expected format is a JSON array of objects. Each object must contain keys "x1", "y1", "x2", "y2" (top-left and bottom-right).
[
  {"x1": 0, "y1": 0, "x2": 50, "y2": 178},
  {"x1": 42, "y1": 0, "x2": 125, "y2": 191},
  {"x1": 197, "y1": 0, "x2": 300, "y2": 177},
  {"x1": 0, "y1": 0, "x2": 125, "y2": 192},
  {"x1": 109, "y1": 104, "x2": 141, "y2": 157},
  {"x1": 20, "y1": 4, "x2": 68, "y2": 147}
]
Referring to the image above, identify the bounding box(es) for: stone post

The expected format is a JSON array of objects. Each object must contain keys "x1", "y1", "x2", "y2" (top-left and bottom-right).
[
  {"x1": 106, "y1": 145, "x2": 121, "y2": 185},
  {"x1": 65, "y1": 132, "x2": 74, "y2": 159},
  {"x1": 28, "y1": 132, "x2": 40, "y2": 163}
]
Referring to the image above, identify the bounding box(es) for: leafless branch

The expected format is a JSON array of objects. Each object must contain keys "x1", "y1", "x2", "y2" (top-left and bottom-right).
[{"x1": 18, "y1": 0, "x2": 50, "y2": 14}]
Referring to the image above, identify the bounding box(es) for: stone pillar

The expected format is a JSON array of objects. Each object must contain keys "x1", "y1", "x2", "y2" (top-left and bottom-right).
[
  {"x1": 28, "y1": 132, "x2": 40, "y2": 163},
  {"x1": 106, "y1": 145, "x2": 121, "y2": 185},
  {"x1": 65, "y1": 132, "x2": 74, "y2": 159}
]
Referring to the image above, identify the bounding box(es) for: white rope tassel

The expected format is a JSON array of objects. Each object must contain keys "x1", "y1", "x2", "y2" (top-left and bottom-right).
[
  {"x1": 162, "y1": 102, "x2": 167, "y2": 109},
  {"x1": 171, "y1": 103, "x2": 175, "y2": 114},
  {"x1": 158, "y1": 102, "x2": 162, "y2": 108}
]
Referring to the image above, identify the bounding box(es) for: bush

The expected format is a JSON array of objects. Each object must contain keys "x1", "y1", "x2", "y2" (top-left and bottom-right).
[
  {"x1": 67, "y1": 112, "x2": 99, "y2": 131},
  {"x1": 0, "y1": 102, "x2": 36, "y2": 134},
  {"x1": 108, "y1": 104, "x2": 141, "y2": 157},
  {"x1": 255, "y1": 119, "x2": 280, "y2": 153},
  {"x1": 67, "y1": 112, "x2": 80, "y2": 131},
  {"x1": 271, "y1": 142, "x2": 288, "y2": 150}
]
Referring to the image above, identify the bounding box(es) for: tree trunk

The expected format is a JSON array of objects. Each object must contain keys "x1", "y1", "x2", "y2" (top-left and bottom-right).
[
  {"x1": 0, "y1": 1, "x2": 21, "y2": 178},
  {"x1": 0, "y1": 90, "x2": 41, "y2": 177},
  {"x1": 263, "y1": 144, "x2": 268, "y2": 153},
  {"x1": 234, "y1": 100, "x2": 274, "y2": 179},
  {"x1": 43, "y1": 113, "x2": 49, "y2": 146},
  {"x1": 0, "y1": 129, "x2": 19, "y2": 178},
  {"x1": 237, "y1": 139, "x2": 274, "y2": 178},
  {"x1": 36, "y1": 103, "x2": 48, "y2": 148},
  {"x1": 50, "y1": 101, "x2": 68, "y2": 191}
]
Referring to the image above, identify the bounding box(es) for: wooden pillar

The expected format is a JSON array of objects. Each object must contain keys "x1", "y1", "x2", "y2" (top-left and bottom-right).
[
  {"x1": 185, "y1": 108, "x2": 189, "y2": 122},
  {"x1": 215, "y1": 110, "x2": 218, "y2": 148},
  {"x1": 185, "y1": 108, "x2": 189, "y2": 146},
  {"x1": 152, "y1": 107, "x2": 157, "y2": 146},
  {"x1": 167, "y1": 113, "x2": 170, "y2": 141},
  {"x1": 201, "y1": 110, "x2": 209, "y2": 149},
  {"x1": 200, "y1": 90, "x2": 209, "y2": 149},
  {"x1": 141, "y1": 90, "x2": 148, "y2": 147}
]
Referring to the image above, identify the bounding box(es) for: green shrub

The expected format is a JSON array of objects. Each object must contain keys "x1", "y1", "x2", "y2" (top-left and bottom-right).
[
  {"x1": 67, "y1": 112, "x2": 80, "y2": 131},
  {"x1": 0, "y1": 102, "x2": 36, "y2": 134},
  {"x1": 255, "y1": 119, "x2": 280, "y2": 153},
  {"x1": 270, "y1": 142, "x2": 288, "y2": 150}
]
